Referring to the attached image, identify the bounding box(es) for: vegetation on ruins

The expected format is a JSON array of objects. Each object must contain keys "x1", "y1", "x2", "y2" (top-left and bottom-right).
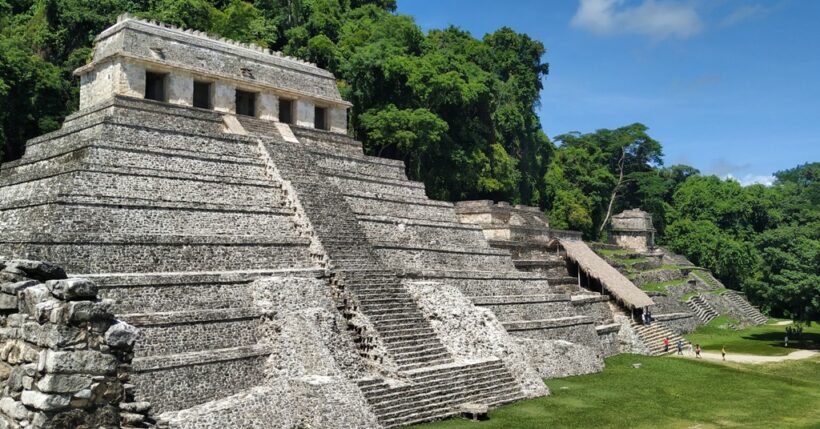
[
  {"x1": 0, "y1": 0, "x2": 816, "y2": 321},
  {"x1": 409, "y1": 354, "x2": 820, "y2": 429}
]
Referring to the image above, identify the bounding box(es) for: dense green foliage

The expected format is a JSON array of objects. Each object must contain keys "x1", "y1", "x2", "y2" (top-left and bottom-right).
[
  {"x1": 0, "y1": 1, "x2": 816, "y2": 321},
  {"x1": 409, "y1": 354, "x2": 820, "y2": 429}
]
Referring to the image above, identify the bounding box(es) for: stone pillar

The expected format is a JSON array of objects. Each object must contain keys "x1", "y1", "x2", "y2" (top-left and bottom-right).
[
  {"x1": 329, "y1": 107, "x2": 348, "y2": 134},
  {"x1": 295, "y1": 99, "x2": 315, "y2": 128},
  {"x1": 213, "y1": 82, "x2": 236, "y2": 113},
  {"x1": 167, "y1": 73, "x2": 193, "y2": 107},
  {"x1": 258, "y1": 93, "x2": 279, "y2": 121},
  {"x1": 116, "y1": 61, "x2": 145, "y2": 99}
]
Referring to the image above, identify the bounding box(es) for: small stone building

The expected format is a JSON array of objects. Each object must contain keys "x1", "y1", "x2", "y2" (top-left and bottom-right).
[{"x1": 609, "y1": 209, "x2": 656, "y2": 252}]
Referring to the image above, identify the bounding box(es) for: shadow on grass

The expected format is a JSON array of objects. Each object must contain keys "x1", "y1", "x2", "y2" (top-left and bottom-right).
[{"x1": 743, "y1": 331, "x2": 820, "y2": 351}]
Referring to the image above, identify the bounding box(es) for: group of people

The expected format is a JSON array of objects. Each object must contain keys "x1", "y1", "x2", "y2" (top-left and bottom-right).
[
  {"x1": 642, "y1": 310, "x2": 653, "y2": 325},
  {"x1": 663, "y1": 337, "x2": 714, "y2": 359}
]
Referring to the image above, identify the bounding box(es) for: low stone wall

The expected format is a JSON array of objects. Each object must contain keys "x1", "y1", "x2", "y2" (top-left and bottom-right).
[
  {"x1": 654, "y1": 313, "x2": 698, "y2": 335},
  {"x1": 634, "y1": 268, "x2": 683, "y2": 287},
  {"x1": 572, "y1": 295, "x2": 615, "y2": 325},
  {"x1": 0, "y1": 259, "x2": 147, "y2": 428}
]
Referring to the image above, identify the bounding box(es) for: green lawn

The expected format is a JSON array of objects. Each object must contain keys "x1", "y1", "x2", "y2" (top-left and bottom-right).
[
  {"x1": 686, "y1": 317, "x2": 820, "y2": 356},
  {"x1": 408, "y1": 354, "x2": 820, "y2": 429}
]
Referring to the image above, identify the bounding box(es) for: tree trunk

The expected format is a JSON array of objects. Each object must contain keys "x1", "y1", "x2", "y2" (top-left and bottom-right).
[{"x1": 599, "y1": 147, "x2": 626, "y2": 235}]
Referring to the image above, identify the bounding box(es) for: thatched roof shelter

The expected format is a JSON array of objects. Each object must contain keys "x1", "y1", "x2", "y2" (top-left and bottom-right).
[{"x1": 559, "y1": 239, "x2": 654, "y2": 309}]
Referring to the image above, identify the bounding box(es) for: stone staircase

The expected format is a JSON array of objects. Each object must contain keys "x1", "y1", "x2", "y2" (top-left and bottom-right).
[
  {"x1": 255, "y1": 134, "x2": 452, "y2": 371},
  {"x1": 630, "y1": 321, "x2": 689, "y2": 355},
  {"x1": 724, "y1": 290, "x2": 768, "y2": 325},
  {"x1": 357, "y1": 358, "x2": 525, "y2": 428},
  {"x1": 242, "y1": 119, "x2": 528, "y2": 425},
  {"x1": 686, "y1": 294, "x2": 719, "y2": 324}
]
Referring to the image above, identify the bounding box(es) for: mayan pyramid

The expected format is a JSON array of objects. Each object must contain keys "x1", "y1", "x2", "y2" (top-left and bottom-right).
[
  {"x1": 0, "y1": 16, "x2": 549, "y2": 428},
  {"x1": 0, "y1": 15, "x2": 772, "y2": 428}
]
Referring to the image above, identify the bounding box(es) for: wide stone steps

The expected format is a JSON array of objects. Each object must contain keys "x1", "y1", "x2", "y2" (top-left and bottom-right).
[
  {"x1": 358, "y1": 359, "x2": 524, "y2": 428},
  {"x1": 259, "y1": 137, "x2": 455, "y2": 372},
  {"x1": 630, "y1": 322, "x2": 689, "y2": 355},
  {"x1": 724, "y1": 291, "x2": 768, "y2": 325},
  {"x1": 686, "y1": 295, "x2": 719, "y2": 324}
]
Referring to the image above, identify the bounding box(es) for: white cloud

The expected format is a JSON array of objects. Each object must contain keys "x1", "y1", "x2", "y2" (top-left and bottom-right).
[
  {"x1": 571, "y1": 0, "x2": 703, "y2": 40},
  {"x1": 720, "y1": 4, "x2": 768, "y2": 28},
  {"x1": 723, "y1": 173, "x2": 776, "y2": 187}
]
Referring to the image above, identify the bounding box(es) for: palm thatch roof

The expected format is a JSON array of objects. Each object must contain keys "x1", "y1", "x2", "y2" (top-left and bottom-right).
[{"x1": 559, "y1": 239, "x2": 654, "y2": 309}]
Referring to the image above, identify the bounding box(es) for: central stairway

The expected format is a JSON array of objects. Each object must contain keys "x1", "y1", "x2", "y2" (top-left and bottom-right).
[{"x1": 243, "y1": 117, "x2": 527, "y2": 426}]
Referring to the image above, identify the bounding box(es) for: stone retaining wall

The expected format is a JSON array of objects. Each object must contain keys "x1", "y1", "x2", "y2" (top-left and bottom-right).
[{"x1": 0, "y1": 259, "x2": 148, "y2": 428}]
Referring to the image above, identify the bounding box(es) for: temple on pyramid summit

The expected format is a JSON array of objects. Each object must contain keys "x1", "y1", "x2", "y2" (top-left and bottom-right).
[{"x1": 0, "y1": 16, "x2": 768, "y2": 428}]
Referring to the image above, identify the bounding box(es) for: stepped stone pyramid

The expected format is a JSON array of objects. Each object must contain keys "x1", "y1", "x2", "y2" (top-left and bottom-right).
[
  {"x1": 593, "y1": 208, "x2": 768, "y2": 354},
  {"x1": 455, "y1": 201, "x2": 637, "y2": 363},
  {"x1": 0, "y1": 16, "x2": 555, "y2": 428}
]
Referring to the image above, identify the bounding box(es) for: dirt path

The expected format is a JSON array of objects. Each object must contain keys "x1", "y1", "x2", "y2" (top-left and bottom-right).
[{"x1": 679, "y1": 349, "x2": 818, "y2": 364}]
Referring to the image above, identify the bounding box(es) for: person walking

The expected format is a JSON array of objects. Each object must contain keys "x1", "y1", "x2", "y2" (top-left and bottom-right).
[
  {"x1": 695, "y1": 344, "x2": 701, "y2": 358},
  {"x1": 676, "y1": 339, "x2": 683, "y2": 355},
  {"x1": 721, "y1": 345, "x2": 726, "y2": 361},
  {"x1": 663, "y1": 337, "x2": 670, "y2": 353},
  {"x1": 689, "y1": 343, "x2": 694, "y2": 356}
]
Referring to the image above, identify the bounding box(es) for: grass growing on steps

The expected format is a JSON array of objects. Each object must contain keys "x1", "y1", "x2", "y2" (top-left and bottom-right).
[
  {"x1": 686, "y1": 317, "x2": 820, "y2": 356},
  {"x1": 639, "y1": 277, "x2": 687, "y2": 292},
  {"x1": 678, "y1": 287, "x2": 728, "y2": 302},
  {"x1": 596, "y1": 248, "x2": 630, "y2": 256},
  {"x1": 408, "y1": 354, "x2": 820, "y2": 429},
  {"x1": 692, "y1": 270, "x2": 720, "y2": 287}
]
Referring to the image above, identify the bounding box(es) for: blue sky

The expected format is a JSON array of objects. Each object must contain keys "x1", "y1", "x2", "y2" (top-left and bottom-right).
[{"x1": 397, "y1": 0, "x2": 820, "y2": 185}]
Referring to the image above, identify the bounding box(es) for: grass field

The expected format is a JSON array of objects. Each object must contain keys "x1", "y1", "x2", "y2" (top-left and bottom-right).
[
  {"x1": 686, "y1": 317, "x2": 820, "y2": 356},
  {"x1": 408, "y1": 354, "x2": 820, "y2": 429}
]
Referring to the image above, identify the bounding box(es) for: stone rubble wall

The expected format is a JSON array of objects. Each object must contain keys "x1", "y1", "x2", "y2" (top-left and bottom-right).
[
  {"x1": 0, "y1": 259, "x2": 147, "y2": 429},
  {"x1": 404, "y1": 281, "x2": 548, "y2": 399},
  {"x1": 160, "y1": 275, "x2": 379, "y2": 429}
]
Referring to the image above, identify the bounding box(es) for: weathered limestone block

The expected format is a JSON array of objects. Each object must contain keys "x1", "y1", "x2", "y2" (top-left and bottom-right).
[
  {"x1": 405, "y1": 281, "x2": 548, "y2": 398},
  {"x1": 41, "y1": 350, "x2": 118, "y2": 375},
  {"x1": 213, "y1": 82, "x2": 235, "y2": 113},
  {"x1": 20, "y1": 391, "x2": 70, "y2": 411},
  {"x1": 0, "y1": 397, "x2": 28, "y2": 420},
  {"x1": 257, "y1": 93, "x2": 279, "y2": 121},
  {"x1": 295, "y1": 99, "x2": 314, "y2": 128},
  {"x1": 104, "y1": 322, "x2": 139, "y2": 349},
  {"x1": 1, "y1": 261, "x2": 65, "y2": 283},
  {"x1": 44, "y1": 278, "x2": 98, "y2": 301},
  {"x1": 167, "y1": 73, "x2": 194, "y2": 106},
  {"x1": 1, "y1": 281, "x2": 39, "y2": 295},
  {"x1": 36, "y1": 374, "x2": 93, "y2": 393},
  {"x1": 0, "y1": 295, "x2": 17, "y2": 311}
]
